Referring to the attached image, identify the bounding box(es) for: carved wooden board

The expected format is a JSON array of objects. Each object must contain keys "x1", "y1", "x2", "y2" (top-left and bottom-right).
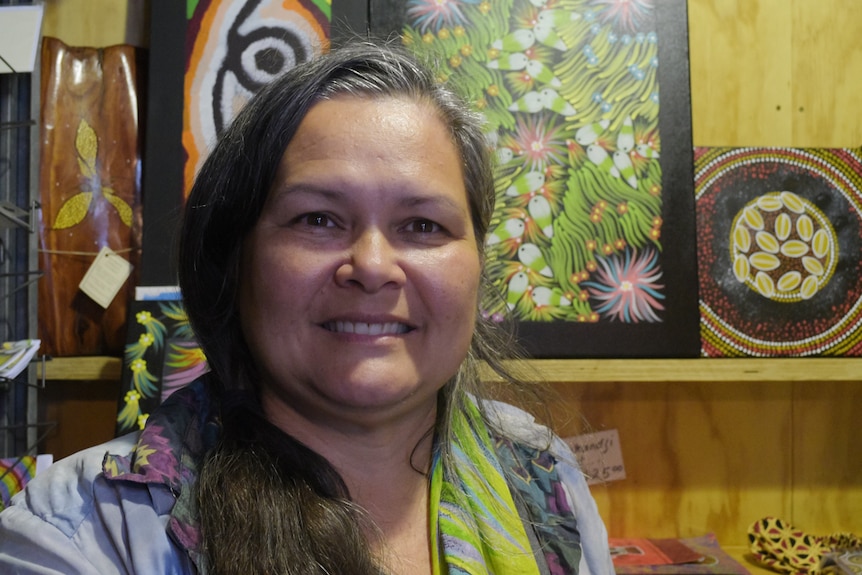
[{"x1": 37, "y1": 37, "x2": 143, "y2": 356}]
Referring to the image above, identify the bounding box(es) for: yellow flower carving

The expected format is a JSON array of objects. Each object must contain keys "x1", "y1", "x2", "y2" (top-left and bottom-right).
[{"x1": 53, "y1": 119, "x2": 134, "y2": 230}]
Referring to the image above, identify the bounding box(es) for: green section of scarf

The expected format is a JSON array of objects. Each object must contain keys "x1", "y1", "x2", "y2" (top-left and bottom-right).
[{"x1": 429, "y1": 398, "x2": 542, "y2": 575}]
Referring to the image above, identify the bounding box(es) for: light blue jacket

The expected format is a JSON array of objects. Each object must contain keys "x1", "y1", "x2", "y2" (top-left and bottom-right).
[
  {"x1": 0, "y1": 432, "x2": 192, "y2": 573},
  {"x1": 0, "y1": 379, "x2": 613, "y2": 574}
]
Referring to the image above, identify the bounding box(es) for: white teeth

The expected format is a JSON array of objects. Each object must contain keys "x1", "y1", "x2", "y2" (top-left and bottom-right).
[{"x1": 331, "y1": 321, "x2": 407, "y2": 335}]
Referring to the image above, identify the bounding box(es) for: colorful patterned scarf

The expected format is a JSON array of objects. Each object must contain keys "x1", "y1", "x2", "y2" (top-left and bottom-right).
[
  {"x1": 429, "y1": 398, "x2": 543, "y2": 575},
  {"x1": 106, "y1": 380, "x2": 583, "y2": 573}
]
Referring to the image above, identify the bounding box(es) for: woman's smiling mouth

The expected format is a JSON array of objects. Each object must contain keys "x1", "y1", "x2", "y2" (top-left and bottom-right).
[{"x1": 323, "y1": 321, "x2": 413, "y2": 335}]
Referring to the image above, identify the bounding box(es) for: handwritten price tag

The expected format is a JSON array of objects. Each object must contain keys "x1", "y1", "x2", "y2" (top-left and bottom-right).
[
  {"x1": 78, "y1": 246, "x2": 133, "y2": 309},
  {"x1": 564, "y1": 429, "x2": 626, "y2": 485}
]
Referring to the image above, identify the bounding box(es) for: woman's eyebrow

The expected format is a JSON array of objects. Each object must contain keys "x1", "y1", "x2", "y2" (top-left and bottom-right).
[
  {"x1": 268, "y1": 183, "x2": 346, "y2": 204},
  {"x1": 398, "y1": 194, "x2": 467, "y2": 214},
  {"x1": 272, "y1": 182, "x2": 466, "y2": 212}
]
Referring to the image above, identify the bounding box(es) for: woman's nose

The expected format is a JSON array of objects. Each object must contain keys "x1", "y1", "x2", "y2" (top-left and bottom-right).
[{"x1": 334, "y1": 229, "x2": 406, "y2": 292}]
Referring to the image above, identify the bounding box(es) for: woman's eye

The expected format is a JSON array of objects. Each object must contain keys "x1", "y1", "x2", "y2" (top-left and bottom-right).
[
  {"x1": 301, "y1": 213, "x2": 333, "y2": 227},
  {"x1": 407, "y1": 219, "x2": 441, "y2": 234}
]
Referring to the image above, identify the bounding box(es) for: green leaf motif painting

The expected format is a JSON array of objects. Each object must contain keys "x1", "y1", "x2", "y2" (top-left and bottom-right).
[{"x1": 402, "y1": 0, "x2": 665, "y2": 324}]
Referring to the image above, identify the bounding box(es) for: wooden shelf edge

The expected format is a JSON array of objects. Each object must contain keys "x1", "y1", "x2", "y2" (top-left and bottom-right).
[
  {"x1": 38, "y1": 356, "x2": 862, "y2": 384},
  {"x1": 37, "y1": 356, "x2": 122, "y2": 382},
  {"x1": 492, "y1": 357, "x2": 862, "y2": 383}
]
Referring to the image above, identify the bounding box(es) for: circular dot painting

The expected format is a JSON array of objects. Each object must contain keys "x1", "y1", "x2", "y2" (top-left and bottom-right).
[
  {"x1": 729, "y1": 191, "x2": 838, "y2": 303},
  {"x1": 695, "y1": 147, "x2": 862, "y2": 356}
]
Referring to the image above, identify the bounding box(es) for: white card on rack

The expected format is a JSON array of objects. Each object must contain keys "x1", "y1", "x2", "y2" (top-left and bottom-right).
[
  {"x1": 0, "y1": 6, "x2": 44, "y2": 74},
  {"x1": 78, "y1": 246, "x2": 133, "y2": 309}
]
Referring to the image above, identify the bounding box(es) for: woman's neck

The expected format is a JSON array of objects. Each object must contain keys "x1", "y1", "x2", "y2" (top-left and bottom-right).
[
  {"x1": 325, "y1": 421, "x2": 437, "y2": 575},
  {"x1": 262, "y1": 395, "x2": 438, "y2": 574}
]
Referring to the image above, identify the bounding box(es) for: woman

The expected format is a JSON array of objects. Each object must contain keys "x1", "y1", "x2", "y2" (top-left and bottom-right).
[{"x1": 0, "y1": 41, "x2": 612, "y2": 574}]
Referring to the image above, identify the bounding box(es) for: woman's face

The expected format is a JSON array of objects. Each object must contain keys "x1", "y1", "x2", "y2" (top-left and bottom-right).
[{"x1": 239, "y1": 95, "x2": 482, "y2": 431}]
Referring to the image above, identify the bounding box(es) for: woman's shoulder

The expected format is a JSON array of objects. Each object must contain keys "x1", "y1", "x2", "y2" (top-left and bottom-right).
[
  {"x1": 0, "y1": 431, "x2": 195, "y2": 573},
  {"x1": 3, "y1": 432, "x2": 140, "y2": 529}
]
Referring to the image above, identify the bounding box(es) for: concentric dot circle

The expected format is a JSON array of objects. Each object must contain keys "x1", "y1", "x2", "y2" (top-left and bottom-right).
[{"x1": 729, "y1": 191, "x2": 838, "y2": 302}]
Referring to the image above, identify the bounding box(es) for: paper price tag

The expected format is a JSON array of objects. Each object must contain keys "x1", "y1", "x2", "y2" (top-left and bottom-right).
[
  {"x1": 564, "y1": 428, "x2": 626, "y2": 485},
  {"x1": 78, "y1": 246, "x2": 133, "y2": 309}
]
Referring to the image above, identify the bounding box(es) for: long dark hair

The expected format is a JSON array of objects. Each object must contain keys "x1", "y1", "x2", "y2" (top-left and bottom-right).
[
  {"x1": 179, "y1": 39, "x2": 499, "y2": 392},
  {"x1": 179, "y1": 39, "x2": 531, "y2": 574}
]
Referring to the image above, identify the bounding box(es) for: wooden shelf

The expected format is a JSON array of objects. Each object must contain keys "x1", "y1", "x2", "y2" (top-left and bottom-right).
[
  {"x1": 37, "y1": 356, "x2": 862, "y2": 384},
  {"x1": 507, "y1": 358, "x2": 862, "y2": 383},
  {"x1": 723, "y1": 547, "x2": 773, "y2": 575},
  {"x1": 37, "y1": 355, "x2": 122, "y2": 382}
]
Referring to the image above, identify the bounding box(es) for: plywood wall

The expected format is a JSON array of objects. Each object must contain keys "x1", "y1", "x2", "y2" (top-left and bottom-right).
[
  {"x1": 551, "y1": 379, "x2": 862, "y2": 546},
  {"x1": 688, "y1": 0, "x2": 862, "y2": 147},
  {"x1": 40, "y1": 0, "x2": 147, "y2": 48}
]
